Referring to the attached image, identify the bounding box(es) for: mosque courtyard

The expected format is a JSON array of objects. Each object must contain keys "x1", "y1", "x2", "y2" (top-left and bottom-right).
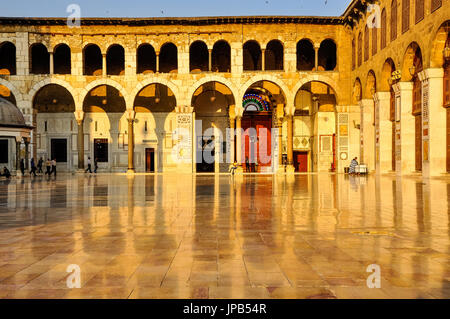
[{"x1": 0, "y1": 173, "x2": 448, "y2": 299}]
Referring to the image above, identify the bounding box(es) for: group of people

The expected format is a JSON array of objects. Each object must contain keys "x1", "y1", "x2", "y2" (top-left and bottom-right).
[
  {"x1": 20, "y1": 157, "x2": 57, "y2": 177},
  {"x1": 85, "y1": 157, "x2": 99, "y2": 174},
  {"x1": 245, "y1": 157, "x2": 258, "y2": 173}
]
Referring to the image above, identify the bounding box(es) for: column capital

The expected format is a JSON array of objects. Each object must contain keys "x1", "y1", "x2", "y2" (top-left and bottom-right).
[
  {"x1": 418, "y1": 68, "x2": 444, "y2": 82},
  {"x1": 284, "y1": 105, "x2": 295, "y2": 117},
  {"x1": 373, "y1": 91, "x2": 390, "y2": 103},
  {"x1": 235, "y1": 105, "x2": 244, "y2": 118},
  {"x1": 175, "y1": 105, "x2": 194, "y2": 113},
  {"x1": 125, "y1": 109, "x2": 136, "y2": 121},
  {"x1": 392, "y1": 81, "x2": 413, "y2": 94},
  {"x1": 74, "y1": 110, "x2": 84, "y2": 124}
]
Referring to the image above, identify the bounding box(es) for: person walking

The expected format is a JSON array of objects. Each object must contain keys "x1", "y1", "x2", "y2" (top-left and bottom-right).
[
  {"x1": 37, "y1": 157, "x2": 43, "y2": 174},
  {"x1": 20, "y1": 159, "x2": 25, "y2": 176},
  {"x1": 30, "y1": 158, "x2": 37, "y2": 177},
  {"x1": 94, "y1": 158, "x2": 98, "y2": 174},
  {"x1": 85, "y1": 157, "x2": 92, "y2": 173},
  {"x1": 45, "y1": 158, "x2": 51, "y2": 176},
  {"x1": 51, "y1": 159, "x2": 57, "y2": 177}
]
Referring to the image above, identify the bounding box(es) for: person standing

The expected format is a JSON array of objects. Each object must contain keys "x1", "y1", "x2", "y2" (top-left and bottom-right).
[
  {"x1": 45, "y1": 158, "x2": 51, "y2": 176},
  {"x1": 30, "y1": 158, "x2": 37, "y2": 177},
  {"x1": 51, "y1": 159, "x2": 57, "y2": 177},
  {"x1": 37, "y1": 157, "x2": 43, "y2": 174},
  {"x1": 245, "y1": 157, "x2": 250, "y2": 173},
  {"x1": 20, "y1": 159, "x2": 25, "y2": 176},
  {"x1": 94, "y1": 158, "x2": 98, "y2": 174},
  {"x1": 85, "y1": 157, "x2": 92, "y2": 173}
]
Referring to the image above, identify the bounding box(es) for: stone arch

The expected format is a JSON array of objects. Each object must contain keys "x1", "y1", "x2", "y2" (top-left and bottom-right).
[
  {"x1": 290, "y1": 74, "x2": 340, "y2": 106},
  {"x1": 29, "y1": 78, "x2": 77, "y2": 108},
  {"x1": 188, "y1": 76, "x2": 239, "y2": 107},
  {"x1": 352, "y1": 78, "x2": 362, "y2": 105},
  {"x1": 240, "y1": 75, "x2": 291, "y2": 107},
  {"x1": 318, "y1": 38, "x2": 337, "y2": 71},
  {"x1": 429, "y1": 20, "x2": 449, "y2": 68},
  {"x1": 401, "y1": 42, "x2": 423, "y2": 82},
  {"x1": 0, "y1": 78, "x2": 22, "y2": 103},
  {"x1": 365, "y1": 70, "x2": 377, "y2": 98},
  {"x1": 50, "y1": 40, "x2": 72, "y2": 52},
  {"x1": 380, "y1": 58, "x2": 396, "y2": 92},
  {"x1": 131, "y1": 78, "x2": 179, "y2": 105},
  {"x1": 81, "y1": 79, "x2": 129, "y2": 109}
]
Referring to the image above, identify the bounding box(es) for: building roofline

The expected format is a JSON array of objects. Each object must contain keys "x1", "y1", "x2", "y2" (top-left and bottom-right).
[{"x1": 0, "y1": 16, "x2": 345, "y2": 26}]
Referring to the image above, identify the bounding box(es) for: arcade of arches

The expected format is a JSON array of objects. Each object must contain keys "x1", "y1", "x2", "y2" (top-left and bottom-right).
[{"x1": 0, "y1": 2, "x2": 449, "y2": 177}]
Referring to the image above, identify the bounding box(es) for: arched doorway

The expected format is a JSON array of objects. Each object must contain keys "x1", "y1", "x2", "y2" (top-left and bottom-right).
[
  {"x1": 133, "y1": 83, "x2": 176, "y2": 173},
  {"x1": 241, "y1": 81, "x2": 284, "y2": 173},
  {"x1": 83, "y1": 85, "x2": 126, "y2": 171},
  {"x1": 192, "y1": 81, "x2": 234, "y2": 173},
  {"x1": 381, "y1": 58, "x2": 396, "y2": 171},
  {"x1": 33, "y1": 84, "x2": 75, "y2": 170},
  {"x1": 295, "y1": 81, "x2": 338, "y2": 172}
]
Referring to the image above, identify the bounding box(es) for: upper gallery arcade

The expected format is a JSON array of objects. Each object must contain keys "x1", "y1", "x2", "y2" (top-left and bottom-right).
[{"x1": 0, "y1": 0, "x2": 448, "y2": 176}]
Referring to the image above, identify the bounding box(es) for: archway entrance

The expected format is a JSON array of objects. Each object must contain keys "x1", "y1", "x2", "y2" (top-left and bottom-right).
[
  {"x1": 192, "y1": 81, "x2": 234, "y2": 173},
  {"x1": 241, "y1": 81, "x2": 283, "y2": 173},
  {"x1": 294, "y1": 81, "x2": 338, "y2": 172}
]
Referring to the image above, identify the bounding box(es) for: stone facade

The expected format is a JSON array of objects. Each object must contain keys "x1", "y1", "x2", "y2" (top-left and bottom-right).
[
  {"x1": 348, "y1": 0, "x2": 449, "y2": 177},
  {"x1": 0, "y1": 1, "x2": 447, "y2": 176}
]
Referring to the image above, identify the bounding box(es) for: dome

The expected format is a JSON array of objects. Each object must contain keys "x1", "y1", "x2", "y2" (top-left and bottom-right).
[{"x1": 0, "y1": 97, "x2": 27, "y2": 127}]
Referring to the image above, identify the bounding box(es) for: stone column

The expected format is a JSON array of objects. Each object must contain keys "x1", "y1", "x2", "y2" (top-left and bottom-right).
[
  {"x1": 393, "y1": 82, "x2": 415, "y2": 175},
  {"x1": 75, "y1": 110, "x2": 85, "y2": 171},
  {"x1": 49, "y1": 52, "x2": 54, "y2": 75},
  {"x1": 126, "y1": 110, "x2": 136, "y2": 173},
  {"x1": 229, "y1": 116, "x2": 235, "y2": 164},
  {"x1": 285, "y1": 106, "x2": 295, "y2": 173},
  {"x1": 374, "y1": 92, "x2": 392, "y2": 174},
  {"x1": 278, "y1": 118, "x2": 283, "y2": 167},
  {"x1": 276, "y1": 104, "x2": 284, "y2": 171},
  {"x1": 156, "y1": 51, "x2": 160, "y2": 73},
  {"x1": 174, "y1": 106, "x2": 194, "y2": 172},
  {"x1": 102, "y1": 54, "x2": 107, "y2": 76},
  {"x1": 236, "y1": 116, "x2": 242, "y2": 166},
  {"x1": 261, "y1": 49, "x2": 266, "y2": 71},
  {"x1": 15, "y1": 139, "x2": 21, "y2": 172},
  {"x1": 24, "y1": 138, "x2": 29, "y2": 170},
  {"x1": 208, "y1": 49, "x2": 212, "y2": 72},
  {"x1": 359, "y1": 99, "x2": 375, "y2": 172},
  {"x1": 419, "y1": 68, "x2": 446, "y2": 178},
  {"x1": 314, "y1": 44, "x2": 320, "y2": 71}
]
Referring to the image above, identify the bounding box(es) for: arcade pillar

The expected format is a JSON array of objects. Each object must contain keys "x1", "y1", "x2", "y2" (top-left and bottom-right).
[{"x1": 419, "y1": 68, "x2": 446, "y2": 178}]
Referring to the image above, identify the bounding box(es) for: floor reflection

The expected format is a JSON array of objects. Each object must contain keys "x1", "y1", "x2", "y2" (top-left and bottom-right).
[{"x1": 0, "y1": 173, "x2": 449, "y2": 299}]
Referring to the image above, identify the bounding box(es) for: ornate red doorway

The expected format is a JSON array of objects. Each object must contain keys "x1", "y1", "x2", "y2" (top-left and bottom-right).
[
  {"x1": 241, "y1": 93, "x2": 273, "y2": 173},
  {"x1": 242, "y1": 113, "x2": 272, "y2": 172}
]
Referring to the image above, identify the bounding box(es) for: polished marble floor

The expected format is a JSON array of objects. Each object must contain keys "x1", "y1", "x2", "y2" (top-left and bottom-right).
[{"x1": 0, "y1": 173, "x2": 449, "y2": 299}]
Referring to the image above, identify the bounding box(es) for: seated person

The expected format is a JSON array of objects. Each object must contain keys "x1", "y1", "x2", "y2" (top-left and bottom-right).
[
  {"x1": 1, "y1": 167, "x2": 11, "y2": 179},
  {"x1": 349, "y1": 157, "x2": 358, "y2": 174}
]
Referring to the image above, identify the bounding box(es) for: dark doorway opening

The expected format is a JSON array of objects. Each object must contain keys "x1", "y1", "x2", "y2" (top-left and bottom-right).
[
  {"x1": 0, "y1": 140, "x2": 8, "y2": 163},
  {"x1": 294, "y1": 151, "x2": 308, "y2": 172},
  {"x1": 94, "y1": 139, "x2": 108, "y2": 163},
  {"x1": 145, "y1": 148, "x2": 155, "y2": 172},
  {"x1": 51, "y1": 139, "x2": 67, "y2": 163},
  {"x1": 196, "y1": 136, "x2": 215, "y2": 173}
]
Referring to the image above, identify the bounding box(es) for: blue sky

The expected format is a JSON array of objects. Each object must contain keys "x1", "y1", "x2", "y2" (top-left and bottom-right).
[{"x1": 1, "y1": 0, "x2": 351, "y2": 17}]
